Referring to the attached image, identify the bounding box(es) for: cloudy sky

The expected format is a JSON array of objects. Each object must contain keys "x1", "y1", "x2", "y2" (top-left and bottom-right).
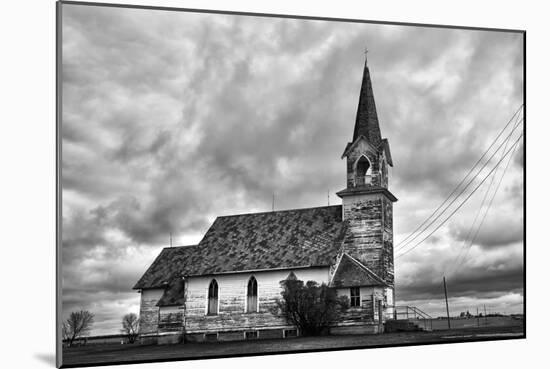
[{"x1": 61, "y1": 3, "x2": 524, "y2": 335}]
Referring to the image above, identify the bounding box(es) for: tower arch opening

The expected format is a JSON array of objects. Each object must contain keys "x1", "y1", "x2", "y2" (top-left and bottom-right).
[{"x1": 355, "y1": 155, "x2": 372, "y2": 186}]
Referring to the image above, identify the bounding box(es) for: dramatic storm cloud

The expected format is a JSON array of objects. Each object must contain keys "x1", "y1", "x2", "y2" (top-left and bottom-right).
[{"x1": 61, "y1": 4, "x2": 524, "y2": 334}]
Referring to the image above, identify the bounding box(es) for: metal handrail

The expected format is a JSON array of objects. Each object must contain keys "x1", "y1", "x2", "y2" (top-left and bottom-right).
[
  {"x1": 409, "y1": 306, "x2": 432, "y2": 331},
  {"x1": 390, "y1": 305, "x2": 433, "y2": 331}
]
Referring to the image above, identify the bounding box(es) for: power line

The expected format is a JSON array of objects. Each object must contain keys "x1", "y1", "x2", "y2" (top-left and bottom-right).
[
  {"x1": 446, "y1": 155, "x2": 500, "y2": 274},
  {"x1": 395, "y1": 104, "x2": 523, "y2": 250},
  {"x1": 451, "y1": 137, "x2": 521, "y2": 273},
  {"x1": 446, "y1": 113, "x2": 522, "y2": 274},
  {"x1": 395, "y1": 116, "x2": 523, "y2": 252},
  {"x1": 395, "y1": 112, "x2": 523, "y2": 251},
  {"x1": 396, "y1": 133, "x2": 522, "y2": 259},
  {"x1": 395, "y1": 133, "x2": 523, "y2": 259}
]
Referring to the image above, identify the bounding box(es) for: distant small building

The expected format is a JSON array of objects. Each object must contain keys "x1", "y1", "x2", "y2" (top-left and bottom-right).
[{"x1": 134, "y1": 57, "x2": 398, "y2": 344}]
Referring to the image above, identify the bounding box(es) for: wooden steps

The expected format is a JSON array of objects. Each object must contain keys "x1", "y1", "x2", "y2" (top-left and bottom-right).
[{"x1": 384, "y1": 319, "x2": 424, "y2": 333}]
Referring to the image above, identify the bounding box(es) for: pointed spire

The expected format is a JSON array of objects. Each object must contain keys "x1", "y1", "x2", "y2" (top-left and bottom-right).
[{"x1": 353, "y1": 57, "x2": 382, "y2": 146}]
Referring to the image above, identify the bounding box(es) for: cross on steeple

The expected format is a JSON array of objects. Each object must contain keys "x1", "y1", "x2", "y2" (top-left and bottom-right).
[{"x1": 364, "y1": 47, "x2": 369, "y2": 66}]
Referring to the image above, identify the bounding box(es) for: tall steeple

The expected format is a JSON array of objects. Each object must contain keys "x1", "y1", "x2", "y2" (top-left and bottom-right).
[
  {"x1": 353, "y1": 60, "x2": 382, "y2": 147},
  {"x1": 336, "y1": 56, "x2": 397, "y2": 289},
  {"x1": 339, "y1": 57, "x2": 394, "y2": 192}
]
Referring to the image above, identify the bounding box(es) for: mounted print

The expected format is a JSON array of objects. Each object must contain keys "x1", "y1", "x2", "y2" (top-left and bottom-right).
[{"x1": 57, "y1": 1, "x2": 525, "y2": 367}]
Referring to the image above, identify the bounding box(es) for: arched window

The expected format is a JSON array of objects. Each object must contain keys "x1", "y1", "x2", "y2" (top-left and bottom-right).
[
  {"x1": 355, "y1": 156, "x2": 372, "y2": 186},
  {"x1": 247, "y1": 276, "x2": 258, "y2": 313},
  {"x1": 207, "y1": 279, "x2": 218, "y2": 315}
]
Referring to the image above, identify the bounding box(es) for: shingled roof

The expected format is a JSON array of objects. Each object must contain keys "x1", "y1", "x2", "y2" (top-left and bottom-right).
[
  {"x1": 353, "y1": 63, "x2": 382, "y2": 146},
  {"x1": 133, "y1": 245, "x2": 198, "y2": 290},
  {"x1": 133, "y1": 205, "x2": 347, "y2": 290}
]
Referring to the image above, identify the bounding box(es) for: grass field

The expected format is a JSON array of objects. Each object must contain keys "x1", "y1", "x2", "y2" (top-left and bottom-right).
[
  {"x1": 62, "y1": 321, "x2": 524, "y2": 368},
  {"x1": 416, "y1": 316, "x2": 524, "y2": 330}
]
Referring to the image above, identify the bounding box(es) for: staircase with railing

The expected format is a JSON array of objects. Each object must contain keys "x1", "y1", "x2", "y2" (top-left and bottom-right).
[{"x1": 385, "y1": 305, "x2": 433, "y2": 332}]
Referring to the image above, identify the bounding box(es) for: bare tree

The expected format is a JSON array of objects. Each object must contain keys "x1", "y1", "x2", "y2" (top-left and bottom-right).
[
  {"x1": 64, "y1": 310, "x2": 94, "y2": 347},
  {"x1": 121, "y1": 313, "x2": 140, "y2": 344},
  {"x1": 61, "y1": 322, "x2": 70, "y2": 342}
]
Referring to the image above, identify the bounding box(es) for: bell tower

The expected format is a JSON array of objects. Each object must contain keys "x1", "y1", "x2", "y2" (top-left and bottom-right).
[{"x1": 336, "y1": 57, "x2": 397, "y2": 287}]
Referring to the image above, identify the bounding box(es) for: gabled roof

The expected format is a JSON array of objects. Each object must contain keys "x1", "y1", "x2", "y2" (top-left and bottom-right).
[
  {"x1": 341, "y1": 135, "x2": 377, "y2": 159},
  {"x1": 341, "y1": 135, "x2": 393, "y2": 168},
  {"x1": 133, "y1": 205, "x2": 347, "y2": 289},
  {"x1": 330, "y1": 253, "x2": 388, "y2": 288}
]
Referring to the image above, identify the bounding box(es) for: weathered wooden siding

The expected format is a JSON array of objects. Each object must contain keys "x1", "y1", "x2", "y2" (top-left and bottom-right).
[
  {"x1": 158, "y1": 306, "x2": 184, "y2": 333},
  {"x1": 342, "y1": 194, "x2": 384, "y2": 278},
  {"x1": 341, "y1": 193, "x2": 394, "y2": 287},
  {"x1": 335, "y1": 286, "x2": 385, "y2": 326},
  {"x1": 382, "y1": 196, "x2": 394, "y2": 285},
  {"x1": 139, "y1": 270, "x2": 394, "y2": 335},
  {"x1": 384, "y1": 287, "x2": 395, "y2": 319},
  {"x1": 185, "y1": 267, "x2": 330, "y2": 333},
  {"x1": 138, "y1": 289, "x2": 164, "y2": 335}
]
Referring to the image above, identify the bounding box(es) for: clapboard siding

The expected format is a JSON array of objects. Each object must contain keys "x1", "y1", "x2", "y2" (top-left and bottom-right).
[
  {"x1": 138, "y1": 289, "x2": 164, "y2": 335},
  {"x1": 335, "y1": 286, "x2": 385, "y2": 326},
  {"x1": 342, "y1": 195, "x2": 385, "y2": 281},
  {"x1": 382, "y1": 196, "x2": 395, "y2": 285},
  {"x1": 185, "y1": 267, "x2": 329, "y2": 333},
  {"x1": 138, "y1": 268, "x2": 387, "y2": 334},
  {"x1": 158, "y1": 306, "x2": 184, "y2": 333}
]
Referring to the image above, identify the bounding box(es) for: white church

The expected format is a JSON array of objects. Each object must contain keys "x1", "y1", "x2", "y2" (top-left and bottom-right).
[{"x1": 134, "y1": 57, "x2": 398, "y2": 344}]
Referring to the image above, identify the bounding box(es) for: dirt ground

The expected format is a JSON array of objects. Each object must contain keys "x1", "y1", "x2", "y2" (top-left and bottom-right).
[{"x1": 62, "y1": 324, "x2": 524, "y2": 368}]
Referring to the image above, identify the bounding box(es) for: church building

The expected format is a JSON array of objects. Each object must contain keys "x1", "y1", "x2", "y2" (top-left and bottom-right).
[{"x1": 133, "y1": 57, "x2": 397, "y2": 344}]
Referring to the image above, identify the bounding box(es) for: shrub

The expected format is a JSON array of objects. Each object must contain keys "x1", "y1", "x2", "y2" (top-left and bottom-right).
[{"x1": 274, "y1": 273, "x2": 349, "y2": 336}]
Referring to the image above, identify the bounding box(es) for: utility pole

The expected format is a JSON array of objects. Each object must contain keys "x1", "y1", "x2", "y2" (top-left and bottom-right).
[
  {"x1": 443, "y1": 276, "x2": 451, "y2": 329},
  {"x1": 477, "y1": 307, "x2": 480, "y2": 327},
  {"x1": 484, "y1": 304, "x2": 487, "y2": 326},
  {"x1": 327, "y1": 190, "x2": 330, "y2": 206}
]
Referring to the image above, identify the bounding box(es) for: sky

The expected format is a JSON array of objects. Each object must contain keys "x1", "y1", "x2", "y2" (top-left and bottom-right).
[{"x1": 61, "y1": 4, "x2": 524, "y2": 335}]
